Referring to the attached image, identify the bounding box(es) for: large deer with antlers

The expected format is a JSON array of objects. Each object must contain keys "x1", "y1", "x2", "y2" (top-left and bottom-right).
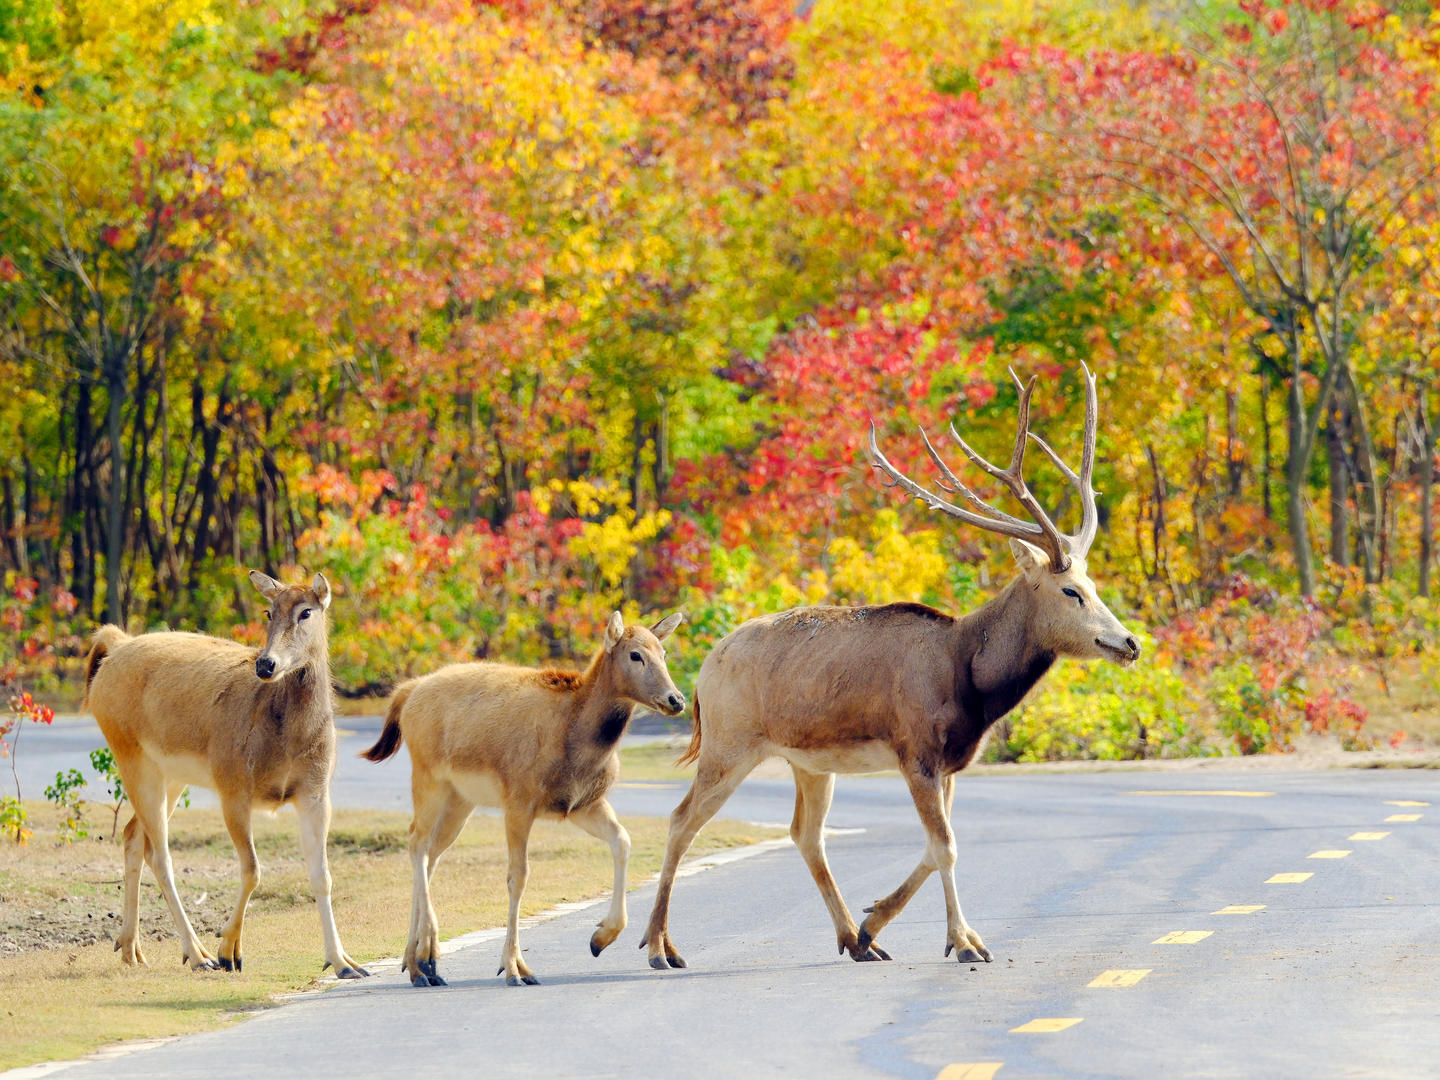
[
  {"x1": 84, "y1": 571, "x2": 368, "y2": 979},
  {"x1": 640, "y1": 365, "x2": 1140, "y2": 971}
]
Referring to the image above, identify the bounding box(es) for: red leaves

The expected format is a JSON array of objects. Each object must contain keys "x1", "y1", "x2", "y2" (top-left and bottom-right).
[{"x1": 567, "y1": 0, "x2": 796, "y2": 121}]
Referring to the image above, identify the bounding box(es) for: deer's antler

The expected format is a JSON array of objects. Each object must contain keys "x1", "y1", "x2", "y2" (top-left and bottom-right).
[{"x1": 868, "y1": 364, "x2": 1101, "y2": 572}]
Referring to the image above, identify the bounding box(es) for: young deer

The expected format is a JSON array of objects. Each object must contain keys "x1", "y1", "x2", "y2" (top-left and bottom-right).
[
  {"x1": 641, "y1": 365, "x2": 1141, "y2": 971},
  {"x1": 362, "y1": 610, "x2": 685, "y2": 987},
  {"x1": 83, "y1": 571, "x2": 368, "y2": 978}
]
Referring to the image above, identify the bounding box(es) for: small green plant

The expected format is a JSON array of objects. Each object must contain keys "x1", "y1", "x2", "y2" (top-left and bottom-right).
[
  {"x1": 44, "y1": 767, "x2": 89, "y2": 843},
  {"x1": 89, "y1": 747, "x2": 127, "y2": 840},
  {"x1": 0, "y1": 794, "x2": 28, "y2": 845}
]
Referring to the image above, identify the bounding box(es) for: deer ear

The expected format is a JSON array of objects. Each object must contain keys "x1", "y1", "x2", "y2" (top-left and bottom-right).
[
  {"x1": 603, "y1": 611, "x2": 625, "y2": 651},
  {"x1": 249, "y1": 570, "x2": 283, "y2": 600},
  {"x1": 1009, "y1": 537, "x2": 1051, "y2": 580},
  {"x1": 311, "y1": 572, "x2": 332, "y2": 611},
  {"x1": 650, "y1": 611, "x2": 684, "y2": 641}
]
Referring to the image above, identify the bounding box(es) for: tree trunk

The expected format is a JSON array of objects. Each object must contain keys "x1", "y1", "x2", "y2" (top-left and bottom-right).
[
  {"x1": 1326, "y1": 399, "x2": 1349, "y2": 568},
  {"x1": 1258, "y1": 361, "x2": 1273, "y2": 528},
  {"x1": 1225, "y1": 387, "x2": 1243, "y2": 499},
  {"x1": 1285, "y1": 360, "x2": 1317, "y2": 597},
  {"x1": 104, "y1": 352, "x2": 126, "y2": 624},
  {"x1": 630, "y1": 408, "x2": 646, "y2": 513},
  {"x1": 1420, "y1": 383, "x2": 1434, "y2": 599}
]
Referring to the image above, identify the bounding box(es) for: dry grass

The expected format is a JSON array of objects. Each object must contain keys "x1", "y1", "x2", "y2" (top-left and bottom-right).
[
  {"x1": 0, "y1": 803, "x2": 781, "y2": 1071},
  {"x1": 1342, "y1": 654, "x2": 1440, "y2": 748},
  {"x1": 617, "y1": 738, "x2": 695, "y2": 781}
]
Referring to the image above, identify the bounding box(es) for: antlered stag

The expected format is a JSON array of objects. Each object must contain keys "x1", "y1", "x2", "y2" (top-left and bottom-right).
[
  {"x1": 84, "y1": 571, "x2": 368, "y2": 978},
  {"x1": 362, "y1": 610, "x2": 685, "y2": 988},
  {"x1": 641, "y1": 365, "x2": 1140, "y2": 970}
]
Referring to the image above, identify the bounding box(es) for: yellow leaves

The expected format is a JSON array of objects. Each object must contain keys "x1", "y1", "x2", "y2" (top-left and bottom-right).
[
  {"x1": 827, "y1": 510, "x2": 947, "y2": 605},
  {"x1": 1400, "y1": 245, "x2": 1423, "y2": 268}
]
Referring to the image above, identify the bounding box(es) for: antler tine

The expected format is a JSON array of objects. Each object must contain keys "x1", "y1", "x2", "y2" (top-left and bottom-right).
[
  {"x1": 868, "y1": 422, "x2": 1052, "y2": 545},
  {"x1": 1073, "y1": 361, "x2": 1099, "y2": 558},
  {"x1": 919, "y1": 428, "x2": 1032, "y2": 530},
  {"x1": 949, "y1": 373, "x2": 1070, "y2": 571},
  {"x1": 1022, "y1": 364, "x2": 1100, "y2": 560}
]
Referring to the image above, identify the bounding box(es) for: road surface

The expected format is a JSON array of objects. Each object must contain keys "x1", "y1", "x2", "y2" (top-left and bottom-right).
[{"x1": 17, "y1": 751, "x2": 1438, "y2": 1080}]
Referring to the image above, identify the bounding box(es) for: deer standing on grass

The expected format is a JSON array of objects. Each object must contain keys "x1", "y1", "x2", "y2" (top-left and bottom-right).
[
  {"x1": 362, "y1": 610, "x2": 685, "y2": 988},
  {"x1": 640, "y1": 365, "x2": 1141, "y2": 971},
  {"x1": 83, "y1": 571, "x2": 369, "y2": 979}
]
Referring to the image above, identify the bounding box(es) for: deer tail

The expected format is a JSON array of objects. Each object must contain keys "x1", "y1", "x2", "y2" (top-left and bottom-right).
[
  {"x1": 675, "y1": 690, "x2": 702, "y2": 767},
  {"x1": 361, "y1": 681, "x2": 413, "y2": 762},
  {"x1": 82, "y1": 625, "x2": 130, "y2": 711}
]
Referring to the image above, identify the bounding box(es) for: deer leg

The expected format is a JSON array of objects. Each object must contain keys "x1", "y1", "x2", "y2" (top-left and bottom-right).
[
  {"x1": 124, "y1": 761, "x2": 216, "y2": 970},
  {"x1": 407, "y1": 786, "x2": 471, "y2": 987},
  {"x1": 115, "y1": 811, "x2": 150, "y2": 966},
  {"x1": 790, "y1": 766, "x2": 890, "y2": 962},
  {"x1": 568, "y1": 797, "x2": 631, "y2": 957},
  {"x1": 499, "y1": 804, "x2": 539, "y2": 986},
  {"x1": 217, "y1": 793, "x2": 259, "y2": 973},
  {"x1": 296, "y1": 788, "x2": 368, "y2": 980},
  {"x1": 858, "y1": 774, "x2": 956, "y2": 950},
  {"x1": 905, "y1": 770, "x2": 990, "y2": 964},
  {"x1": 640, "y1": 756, "x2": 754, "y2": 971}
]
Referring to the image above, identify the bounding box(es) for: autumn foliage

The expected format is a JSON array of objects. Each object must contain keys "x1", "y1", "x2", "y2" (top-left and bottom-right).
[{"x1": 2, "y1": 0, "x2": 1439, "y2": 758}]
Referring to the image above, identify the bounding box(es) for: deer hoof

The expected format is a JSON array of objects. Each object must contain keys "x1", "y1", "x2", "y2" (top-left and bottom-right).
[
  {"x1": 949, "y1": 945, "x2": 991, "y2": 964},
  {"x1": 218, "y1": 955, "x2": 240, "y2": 973},
  {"x1": 427, "y1": 973, "x2": 447, "y2": 986},
  {"x1": 590, "y1": 935, "x2": 605, "y2": 958},
  {"x1": 666, "y1": 953, "x2": 687, "y2": 969},
  {"x1": 336, "y1": 966, "x2": 367, "y2": 980},
  {"x1": 505, "y1": 974, "x2": 540, "y2": 986},
  {"x1": 648, "y1": 955, "x2": 670, "y2": 971},
  {"x1": 411, "y1": 973, "x2": 431, "y2": 988}
]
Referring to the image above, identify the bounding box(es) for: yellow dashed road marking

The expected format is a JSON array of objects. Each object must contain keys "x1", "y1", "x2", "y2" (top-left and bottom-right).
[
  {"x1": 1385, "y1": 801, "x2": 1429, "y2": 807},
  {"x1": 1153, "y1": 931, "x2": 1213, "y2": 944},
  {"x1": 1386, "y1": 814, "x2": 1423, "y2": 823},
  {"x1": 1126, "y1": 790, "x2": 1274, "y2": 797},
  {"x1": 1267, "y1": 873, "x2": 1313, "y2": 883},
  {"x1": 1350, "y1": 832, "x2": 1390, "y2": 841},
  {"x1": 1308, "y1": 850, "x2": 1351, "y2": 859},
  {"x1": 1088, "y1": 969, "x2": 1152, "y2": 988},
  {"x1": 1213, "y1": 904, "x2": 1265, "y2": 914},
  {"x1": 936, "y1": 1065, "x2": 1004, "y2": 1080},
  {"x1": 1011, "y1": 1019, "x2": 1083, "y2": 1034}
]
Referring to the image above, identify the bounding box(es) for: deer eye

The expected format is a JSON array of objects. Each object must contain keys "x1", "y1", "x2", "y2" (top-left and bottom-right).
[
  {"x1": 630, "y1": 651, "x2": 643, "y2": 663},
  {"x1": 298, "y1": 608, "x2": 312, "y2": 621},
  {"x1": 1061, "y1": 587, "x2": 1084, "y2": 606},
  {"x1": 263, "y1": 609, "x2": 270, "y2": 621}
]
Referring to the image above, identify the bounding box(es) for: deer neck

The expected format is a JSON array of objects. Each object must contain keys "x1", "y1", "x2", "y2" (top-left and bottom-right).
[
  {"x1": 570, "y1": 651, "x2": 634, "y2": 754},
  {"x1": 962, "y1": 575, "x2": 1055, "y2": 723},
  {"x1": 278, "y1": 628, "x2": 334, "y2": 727}
]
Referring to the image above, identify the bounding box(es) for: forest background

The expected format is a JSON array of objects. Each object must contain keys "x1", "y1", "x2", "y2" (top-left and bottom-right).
[{"x1": 3, "y1": 0, "x2": 1440, "y2": 771}]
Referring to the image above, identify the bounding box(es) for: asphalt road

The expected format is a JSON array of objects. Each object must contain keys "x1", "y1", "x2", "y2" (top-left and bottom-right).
[{"x1": 20, "y1": 752, "x2": 1439, "y2": 1080}]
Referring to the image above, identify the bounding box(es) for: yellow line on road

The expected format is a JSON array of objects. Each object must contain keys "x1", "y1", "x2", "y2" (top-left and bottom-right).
[
  {"x1": 1126, "y1": 790, "x2": 1274, "y2": 797},
  {"x1": 1386, "y1": 814, "x2": 1423, "y2": 823},
  {"x1": 1213, "y1": 904, "x2": 1265, "y2": 914},
  {"x1": 1308, "y1": 850, "x2": 1351, "y2": 859},
  {"x1": 1385, "y1": 800, "x2": 1429, "y2": 807},
  {"x1": 1153, "y1": 931, "x2": 1213, "y2": 944},
  {"x1": 936, "y1": 1065, "x2": 1004, "y2": 1080},
  {"x1": 1088, "y1": 969, "x2": 1152, "y2": 987},
  {"x1": 1349, "y1": 832, "x2": 1389, "y2": 840},
  {"x1": 1267, "y1": 872, "x2": 1313, "y2": 883},
  {"x1": 1011, "y1": 1019, "x2": 1083, "y2": 1034}
]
